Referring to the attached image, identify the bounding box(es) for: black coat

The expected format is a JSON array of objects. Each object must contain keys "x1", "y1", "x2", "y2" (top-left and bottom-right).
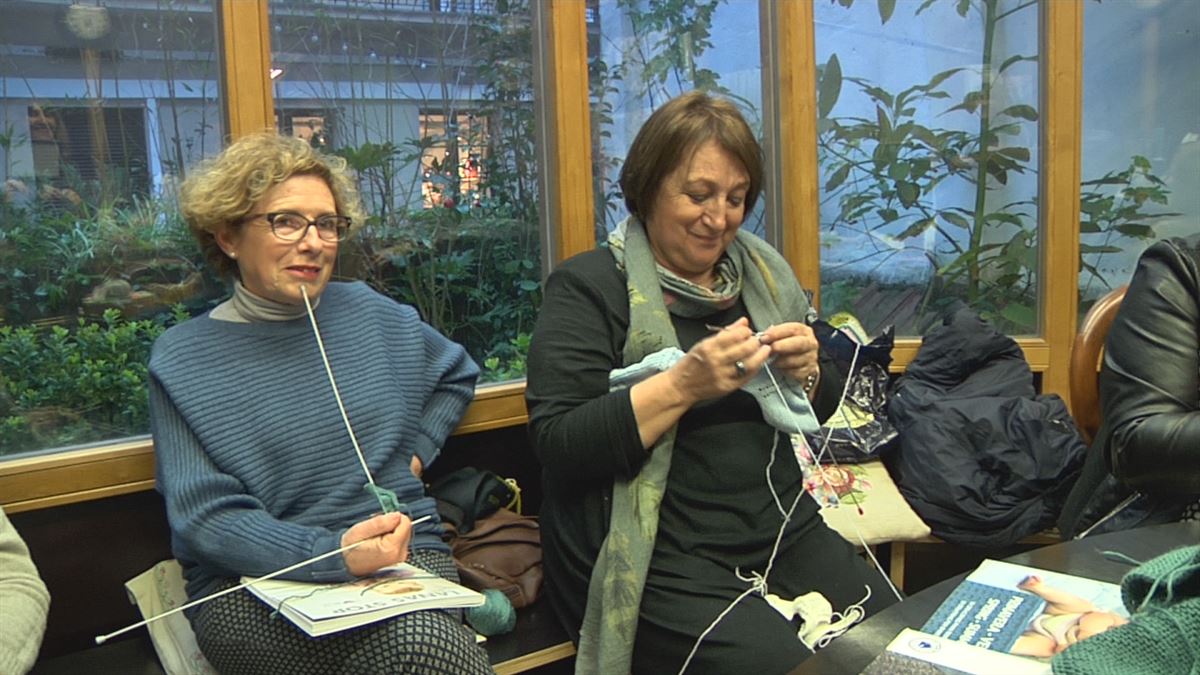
[
  {"x1": 1058, "y1": 234, "x2": 1200, "y2": 539},
  {"x1": 886, "y1": 309, "x2": 1086, "y2": 547}
]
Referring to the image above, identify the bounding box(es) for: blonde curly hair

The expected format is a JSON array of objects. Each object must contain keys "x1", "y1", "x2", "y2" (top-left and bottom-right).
[{"x1": 179, "y1": 132, "x2": 366, "y2": 279}]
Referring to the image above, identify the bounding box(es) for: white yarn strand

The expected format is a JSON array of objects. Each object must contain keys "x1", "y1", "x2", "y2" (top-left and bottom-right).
[
  {"x1": 677, "y1": 585, "x2": 761, "y2": 672},
  {"x1": 300, "y1": 285, "x2": 379, "y2": 491},
  {"x1": 677, "y1": 340, "x2": 902, "y2": 675},
  {"x1": 776, "y1": 345, "x2": 900, "y2": 600},
  {"x1": 764, "y1": 431, "x2": 786, "y2": 517}
]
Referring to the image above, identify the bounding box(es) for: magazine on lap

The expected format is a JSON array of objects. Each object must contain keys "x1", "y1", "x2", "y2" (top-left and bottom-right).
[{"x1": 242, "y1": 562, "x2": 485, "y2": 637}]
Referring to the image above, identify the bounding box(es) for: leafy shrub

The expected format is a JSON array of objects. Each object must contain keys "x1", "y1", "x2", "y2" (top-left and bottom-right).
[
  {"x1": 0, "y1": 306, "x2": 186, "y2": 456},
  {"x1": 0, "y1": 198, "x2": 103, "y2": 322},
  {"x1": 482, "y1": 332, "x2": 532, "y2": 382}
]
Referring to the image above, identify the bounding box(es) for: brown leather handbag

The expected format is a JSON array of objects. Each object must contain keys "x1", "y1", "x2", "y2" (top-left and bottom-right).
[{"x1": 448, "y1": 507, "x2": 543, "y2": 609}]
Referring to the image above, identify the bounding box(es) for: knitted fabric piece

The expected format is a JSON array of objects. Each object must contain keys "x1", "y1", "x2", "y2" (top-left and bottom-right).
[
  {"x1": 574, "y1": 217, "x2": 814, "y2": 675},
  {"x1": 608, "y1": 345, "x2": 818, "y2": 434},
  {"x1": 150, "y1": 282, "x2": 478, "y2": 600},
  {"x1": 1052, "y1": 544, "x2": 1200, "y2": 675}
]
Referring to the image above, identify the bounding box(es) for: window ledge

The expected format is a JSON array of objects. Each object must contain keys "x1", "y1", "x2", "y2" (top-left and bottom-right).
[
  {"x1": 0, "y1": 337, "x2": 1051, "y2": 514},
  {"x1": 0, "y1": 381, "x2": 529, "y2": 513},
  {"x1": 890, "y1": 337, "x2": 1049, "y2": 372}
]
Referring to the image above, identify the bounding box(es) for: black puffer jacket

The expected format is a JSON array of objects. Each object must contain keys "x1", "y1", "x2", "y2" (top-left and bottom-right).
[
  {"x1": 1058, "y1": 234, "x2": 1200, "y2": 538},
  {"x1": 887, "y1": 309, "x2": 1087, "y2": 547}
]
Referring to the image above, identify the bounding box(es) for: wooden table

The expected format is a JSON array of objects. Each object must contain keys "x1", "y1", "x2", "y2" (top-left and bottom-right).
[{"x1": 790, "y1": 521, "x2": 1200, "y2": 674}]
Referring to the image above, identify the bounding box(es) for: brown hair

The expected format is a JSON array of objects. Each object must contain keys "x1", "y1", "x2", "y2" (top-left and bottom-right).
[
  {"x1": 177, "y1": 132, "x2": 365, "y2": 278},
  {"x1": 618, "y1": 90, "x2": 763, "y2": 225}
]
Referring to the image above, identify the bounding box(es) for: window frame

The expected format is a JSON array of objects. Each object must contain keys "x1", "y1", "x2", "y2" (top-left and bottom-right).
[{"x1": 1, "y1": 0, "x2": 1082, "y2": 513}]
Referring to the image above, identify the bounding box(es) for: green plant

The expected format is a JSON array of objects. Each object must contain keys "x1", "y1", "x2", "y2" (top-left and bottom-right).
[
  {"x1": 0, "y1": 188, "x2": 209, "y2": 324},
  {"x1": 590, "y1": 0, "x2": 768, "y2": 235},
  {"x1": 346, "y1": 202, "x2": 541, "y2": 383},
  {"x1": 0, "y1": 198, "x2": 103, "y2": 322},
  {"x1": 0, "y1": 306, "x2": 186, "y2": 456},
  {"x1": 819, "y1": 0, "x2": 1172, "y2": 333},
  {"x1": 482, "y1": 332, "x2": 532, "y2": 382},
  {"x1": 819, "y1": 0, "x2": 1041, "y2": 331},
  {"x1": 1079, "y1": 155, "x2": 1177, "y2": 301},
  {"x1": 0, "y1": 122, "x2": 28, "y2": 176},
  {"x1": 589, "y1": 56, "x2": 626, "y2": 240},
  {"x1": 614, "y1": 0, "x2": 728, "y2": 106},
  {"x1": 305, "y1": 0, "x2": 543, "y2": 379}
]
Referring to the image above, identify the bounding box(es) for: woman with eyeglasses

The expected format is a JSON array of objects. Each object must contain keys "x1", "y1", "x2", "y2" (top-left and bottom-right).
[{"x1": 149, "y1": 132, "x2": 490, "y2": 673}]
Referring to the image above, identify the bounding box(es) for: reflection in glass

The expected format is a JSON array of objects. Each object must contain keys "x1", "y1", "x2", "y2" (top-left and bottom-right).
[
  {"x1": 269, "y1": 0, "x2": 541, "y2": 384},
  {"x1": 1, "y1": 0, "x2": 222, "y2": 457},
  {"x1": 1079, "y1": 0, "x2": 1199, "y2": 318},
  {"x1": 815, "y1": 0, "x2": 1040, "y2": 336},
  {"x1": 589, "y1": 0, "x2": 764, "y2": 241}
]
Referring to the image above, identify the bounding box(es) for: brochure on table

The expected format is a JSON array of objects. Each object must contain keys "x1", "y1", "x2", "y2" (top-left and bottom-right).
[
  {"x1": 862, "y1": 559, "x2": 1127, "y2": 673},
  {"x1": 862, "y1": 628, "x2": 1051, "y2": 674}
]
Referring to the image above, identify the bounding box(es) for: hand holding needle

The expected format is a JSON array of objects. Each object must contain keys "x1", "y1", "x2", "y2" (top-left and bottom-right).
[{"x1": 95, "y1": 514, "x2": 432, "y2": 645}]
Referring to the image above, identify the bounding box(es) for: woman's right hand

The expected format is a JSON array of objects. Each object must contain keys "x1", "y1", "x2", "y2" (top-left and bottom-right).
[
  {"x1": 629, "y1": 317, "x2": 769, "y2": 448},
  {"x1": 341, "y1": 512, "x2": 413, "y2": 576},
  {"x1": 666, "y1": 317, "x2": 770, "y2": 404}
]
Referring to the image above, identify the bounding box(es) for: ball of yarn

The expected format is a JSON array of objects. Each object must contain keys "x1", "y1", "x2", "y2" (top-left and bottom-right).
[{"x1": 467, "y1": 588, "x2": 517, "y2": 636}]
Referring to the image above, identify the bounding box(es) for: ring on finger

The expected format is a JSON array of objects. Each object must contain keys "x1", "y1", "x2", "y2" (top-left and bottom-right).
[{"x1": 734, "y1": 360, "x2": 747, "y2": 377}]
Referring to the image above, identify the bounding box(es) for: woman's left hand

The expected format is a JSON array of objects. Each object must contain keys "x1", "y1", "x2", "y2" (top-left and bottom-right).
[{"x1": 758, "y1": 322, "x2": 820, "y2": 390}]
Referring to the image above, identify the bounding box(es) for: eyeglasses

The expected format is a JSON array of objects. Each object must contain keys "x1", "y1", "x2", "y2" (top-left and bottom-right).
[{"x1": 243, "y1": 211, "x2": 352, "y2": 242}]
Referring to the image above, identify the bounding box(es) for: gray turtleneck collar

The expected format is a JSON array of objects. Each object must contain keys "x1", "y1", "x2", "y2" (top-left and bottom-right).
[{"x1": 209, "y1": 281, "x2": 317, "y2": 323}]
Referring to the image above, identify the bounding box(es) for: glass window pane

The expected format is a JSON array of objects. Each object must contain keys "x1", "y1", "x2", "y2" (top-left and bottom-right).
[
  {"x1": 1, "y1": 0, "x2": 222, "y2": 459},
  {"x1": 589, "y1": 0, "x2": 765, "y2": 241},
  {"x1": 1079, "y1": 0, "x2": 1199, "y2": 317},
  {"x1": 268, "y1": 0, "x2": 541, "y2": 384},
  {"x1": 815, "y1": 0, "x2": 1041, "y2": 336}
]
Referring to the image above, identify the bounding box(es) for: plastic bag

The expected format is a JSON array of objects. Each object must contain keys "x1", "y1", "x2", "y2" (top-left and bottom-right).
[{"x1": 805, "y1": 314, "x2": 898, "y2": 463}]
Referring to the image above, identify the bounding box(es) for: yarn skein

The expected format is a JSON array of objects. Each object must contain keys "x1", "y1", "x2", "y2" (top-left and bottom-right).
[{"x1": 467, "y1": 589, "x2": 517, "y2": 636}]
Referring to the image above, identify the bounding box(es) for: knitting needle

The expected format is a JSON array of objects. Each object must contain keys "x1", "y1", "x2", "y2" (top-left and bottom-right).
[
  {"x1": 95, "y1": 514, "x2": 432, "y2": 645},
  {"x1": 706, "y1": 323, "x2": 769, "y2": 341}
]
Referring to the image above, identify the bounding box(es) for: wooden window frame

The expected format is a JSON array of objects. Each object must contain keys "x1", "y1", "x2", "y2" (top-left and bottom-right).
[{"x1": 1, "y1": 0, "x2": 1082, "y2": 513}]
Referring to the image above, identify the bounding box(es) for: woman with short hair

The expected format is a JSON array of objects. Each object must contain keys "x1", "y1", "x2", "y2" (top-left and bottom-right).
[
  {"x1": 152, "y1": 132, "x2": 491, "y2": 674},
  {"x1": 526, "y1": 91, "x2": 897, "y2": 674}
]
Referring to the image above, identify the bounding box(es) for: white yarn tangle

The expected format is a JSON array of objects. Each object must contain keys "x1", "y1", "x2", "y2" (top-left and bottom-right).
[
  {"x1": 676, "y1": 339, "x2": 901, "y2": 675},
  {"x1": 736, "y1": 567, "x2": 770, "y2": 596},
  {"x1": 763, "y1": 585, "x2": 873, "y2": 650}
]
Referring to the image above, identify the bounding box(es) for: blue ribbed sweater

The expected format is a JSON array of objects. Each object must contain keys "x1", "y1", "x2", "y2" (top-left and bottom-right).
[{"x1": 149, "y1": 282, "x2": 479, "y2": 600}]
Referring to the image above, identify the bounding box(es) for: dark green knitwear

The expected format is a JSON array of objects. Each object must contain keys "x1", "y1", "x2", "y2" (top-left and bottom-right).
[{"x1": 1053, "y1": 545, "x2": 1200, "y2": 675}]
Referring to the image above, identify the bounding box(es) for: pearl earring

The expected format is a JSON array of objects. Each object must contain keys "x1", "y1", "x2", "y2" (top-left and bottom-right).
[{"x1": 228, "y1": 251, "x2": 237, "y2": 259}]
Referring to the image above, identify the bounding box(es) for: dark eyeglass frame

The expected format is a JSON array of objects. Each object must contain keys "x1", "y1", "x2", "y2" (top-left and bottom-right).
[{"x1": 242, "y1": 211, "x2": 352, "y2": 242}]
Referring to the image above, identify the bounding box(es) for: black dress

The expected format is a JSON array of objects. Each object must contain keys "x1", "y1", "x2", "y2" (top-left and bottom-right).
[{"x1": 526, "y1": 249, "x2": 898, "y2": 674}]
